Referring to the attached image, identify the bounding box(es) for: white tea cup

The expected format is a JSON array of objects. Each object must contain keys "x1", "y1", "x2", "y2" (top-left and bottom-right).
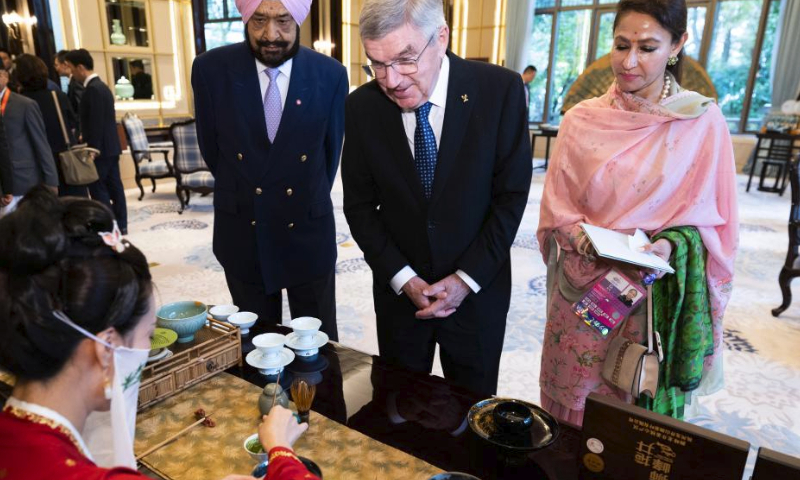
[
  {"x1": 252, "y1": 333, "x2": 285, "y2": 360},
  {"x1": 209, "y1": 304, "x2": 239, "y2": 322},
  {"x1": 228, "y1": 311, "x2": 258, "y2": 335},
  {"x1": 290, "y1": 317, "x2": 322, "y2": 346}
]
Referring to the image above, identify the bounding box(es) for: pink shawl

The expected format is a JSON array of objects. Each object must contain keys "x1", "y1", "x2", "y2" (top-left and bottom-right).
[{"x1": 537, "y1": 83, "x2": 739, "y2": 390}]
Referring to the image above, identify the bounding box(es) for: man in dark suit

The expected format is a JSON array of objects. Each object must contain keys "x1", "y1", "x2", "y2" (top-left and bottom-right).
[
  {"x1": 0, "y1": 48, "x2": 19, "y2": 93},
  {"x1": 0, "y1": 68, "x2": 59, "y2": 216},
  {"x1": 129, "y1": 60, "x2": 153, "y2": 100},
  {"x1": 342, "y1": 0, "x2": 531, "y2": 396},
  {"x1": 0, "y1": 111, "x2": 13, "y2": 207},
  {"x1": 192, "y1": 0, "x2": 347, "y2": 340},
  {"x1": 55, "y1": 50, "x2": 84, "y2": 138},
  {"x1": 65, "y1": 49, "x2": 127, "y2": 233}
]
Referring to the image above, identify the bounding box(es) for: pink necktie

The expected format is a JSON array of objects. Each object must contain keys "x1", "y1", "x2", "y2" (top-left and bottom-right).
[{"x1": 263, "y1": 68, "x2": 282, "y2": 142}]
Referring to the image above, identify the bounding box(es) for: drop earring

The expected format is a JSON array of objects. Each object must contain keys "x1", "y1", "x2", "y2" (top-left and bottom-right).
[{"x1": 103, "y1": 377, "x2": 112, "y2": 400}]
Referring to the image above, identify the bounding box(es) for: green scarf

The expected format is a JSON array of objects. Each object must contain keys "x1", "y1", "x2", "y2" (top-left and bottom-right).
[{"x1": 636, "y1": 226, "x2": 714, "y2": 419}]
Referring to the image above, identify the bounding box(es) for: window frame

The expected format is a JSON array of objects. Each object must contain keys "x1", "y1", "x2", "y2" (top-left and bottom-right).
[
  {"x1": 192, "y1": 0, "x2": 243, "y2": 54},
  {"x1": 531, "y1": 0, "x2": 778, "y2": 133}
]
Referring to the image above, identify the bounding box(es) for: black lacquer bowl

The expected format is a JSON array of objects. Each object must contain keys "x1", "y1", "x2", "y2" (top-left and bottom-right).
[{"x1": 468, "y1": 398, "x2": 559, "y2": 452}]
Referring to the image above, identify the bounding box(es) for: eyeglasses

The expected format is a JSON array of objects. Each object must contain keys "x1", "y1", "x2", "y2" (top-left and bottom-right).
[{"x1": 363, "y1": 34, "x2": 435, "y2": 79}]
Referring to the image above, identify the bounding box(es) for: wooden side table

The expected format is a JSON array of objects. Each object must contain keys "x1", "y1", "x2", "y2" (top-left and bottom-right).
[
  {"x1": 530, "y1": 126, "x2": 559, "y2": 171},
  {"x1": 746, "y1": 132, "x2": 800, "y2": 195}
]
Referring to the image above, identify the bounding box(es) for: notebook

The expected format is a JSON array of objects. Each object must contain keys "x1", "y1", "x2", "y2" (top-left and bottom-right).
[{"x1": 580, "y1": 224, "x2": 675, "y2": 274}]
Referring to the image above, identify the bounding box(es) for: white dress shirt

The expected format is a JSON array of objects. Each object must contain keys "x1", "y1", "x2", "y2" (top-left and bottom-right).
[
  {"x1": 389, "y1": 55, "x2": 481, "y2": 295},
  {"x1": 83, "y1": 73, "x2": 99, "y2": 88},
  {"x1": 255, "y1": 57, "x2": 293, "y2": 110}
]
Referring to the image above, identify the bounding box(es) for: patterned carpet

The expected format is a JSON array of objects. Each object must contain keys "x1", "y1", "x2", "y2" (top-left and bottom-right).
[{"x1": 127, "y1": 168, "x2": 800, "y2": 478}]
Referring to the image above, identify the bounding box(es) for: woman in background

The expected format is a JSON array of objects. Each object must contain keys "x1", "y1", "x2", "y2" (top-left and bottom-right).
[
  {"x1": 0, "y1": 187, "x2": 316, "y2": 480},
  {"x1": 537, "y1": 0, "x2": 738, "y2": 426},
  {"x1": 15, "y1": 54, "x2": 87, "y2": 198}
]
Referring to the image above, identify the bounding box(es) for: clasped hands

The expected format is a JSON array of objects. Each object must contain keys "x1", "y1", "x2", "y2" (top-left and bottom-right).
[{"x1": 402, "y1": 274, "x2": 470, "y2": 319}]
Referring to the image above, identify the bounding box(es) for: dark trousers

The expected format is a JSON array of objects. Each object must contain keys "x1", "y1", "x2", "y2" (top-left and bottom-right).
[
  {"x1": 373, "y1": 279, "x2": 509, "y2": 397},
  {"x1": 225, "y1": 269, "x2": 338, "y2": 341},
  {"x1": 88, "y1": 155, "x2": 127, "y2": 230},
  {"x1": 59, "y1": 183, "x2": 89, "y2": 197}
]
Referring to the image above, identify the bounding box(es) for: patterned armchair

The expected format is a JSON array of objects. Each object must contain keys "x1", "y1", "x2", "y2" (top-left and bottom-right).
[
  {"x1": 170, "y1": 119, "x2": 214, "y2": 213},
  {"x1": 122, "y1": 113, "x2": 175, "y2": 200}
]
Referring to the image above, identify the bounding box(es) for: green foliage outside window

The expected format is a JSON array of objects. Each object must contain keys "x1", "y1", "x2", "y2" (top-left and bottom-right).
[{"x1": 529, "y1": 0, "x2": 782, "y2": 133}]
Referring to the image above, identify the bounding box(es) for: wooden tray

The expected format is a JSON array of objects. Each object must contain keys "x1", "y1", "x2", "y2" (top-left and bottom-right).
[{"x1": 138, "y1": 317, "x2": 242, "y2": 410}]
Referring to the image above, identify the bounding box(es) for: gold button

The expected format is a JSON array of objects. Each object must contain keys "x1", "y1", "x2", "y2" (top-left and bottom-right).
[
  {"x1": 300, "y1": 154, "x2": 307, "y2": 162},
  {"x1": 288, "y1": 223, "x2": 294, "y2": 229},
  {"x1": 251, "y1": 220, "x2": 256, "y2": 226},
  {"x1": 237, "y1": 153, "x2": 243, "y2": 161},
  {"x1": 255, "y1": 188, "x2": 262, "y2": 195},
  {"x1": 286, "y1": 188, "x2": 293, "y2": 196}
]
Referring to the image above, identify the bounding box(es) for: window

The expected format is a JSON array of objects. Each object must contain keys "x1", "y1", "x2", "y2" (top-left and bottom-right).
[
  {"x1": 528, "y1": 0, "x2": 782, "y2": 133},
  {"x1": 684, "y1": 6, "x2": 708, "y2": 60},
  {"x1": 549, "y1": 9, "x2": 593, "y2": 124},
  {"x1": 193, "y1": 0, "x2": 244, "y2": 53},
  {"x1": 204, "y1": 22, "x2": 244, "y2": 51},
  {"x1": 707, "y1": 0, "x2": 764, "y2": 130},
  {"x1": 527, "y1": 14, "x2": 553, "y2": 122},
  {"x1": 746, "y1": 0, "x2": 782, "y2": 131},
  {"x1": 594, "y1": 11, "x2": 616, "y2": 59}
]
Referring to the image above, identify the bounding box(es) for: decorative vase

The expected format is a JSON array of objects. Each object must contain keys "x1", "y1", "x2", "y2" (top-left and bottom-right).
[
  {"x1": 110, "y1": 19, "x2": 126, "y2": 45},
  {"x1": 115, "y1": 76, "x2": 134, "y2": 100}
]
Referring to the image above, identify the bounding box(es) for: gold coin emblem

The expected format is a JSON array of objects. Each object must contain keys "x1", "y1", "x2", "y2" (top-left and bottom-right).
[{"x1": 583, "y1": 453, "x2": 605, "y2": 473}]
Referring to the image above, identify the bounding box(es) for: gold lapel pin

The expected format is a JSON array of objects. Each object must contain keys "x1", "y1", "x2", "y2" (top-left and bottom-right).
[{"x1": 461, "y1": 94, "x2": 469, "y2": 103}]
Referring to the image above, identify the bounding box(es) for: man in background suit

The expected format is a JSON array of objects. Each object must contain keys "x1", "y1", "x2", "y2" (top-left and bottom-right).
[
  {"x1": 55, "y1": 50, "x2": 84, "y2": 138},
  {"x1": 0, "y1": 113, "x2": 12, "y2": 207},
  {"x1": 342, "y1": 0, "x2": 531, "y2": 396},
  {"x1": 522, "y1": 65, "x2": 537, "y2": 106},
  {"x1": 192, "y1": 0, "x2": 347, "y2": 339},
  {"x1": 65, "y1": 49, "x2": 127, "y2": 233},
  {"x1": 129, "y1": 60, "x2": 153, "y2": 100},
  {"x1": 0, "y1": 48, "x2": 19, "y2": 93},
  {"x1": 0, "y1": 68, "x2": 58, "y2": 217}
]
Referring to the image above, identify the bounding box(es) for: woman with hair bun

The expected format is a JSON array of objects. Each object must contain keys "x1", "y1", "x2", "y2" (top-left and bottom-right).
[{"x1": 0, "y1": 186, "x2": 316, "y2": 480}]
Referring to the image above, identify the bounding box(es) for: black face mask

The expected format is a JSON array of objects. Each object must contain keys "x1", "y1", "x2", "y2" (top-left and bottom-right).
[{"x1": 247, "y1": 24, "x2": 301, "y2": 68}]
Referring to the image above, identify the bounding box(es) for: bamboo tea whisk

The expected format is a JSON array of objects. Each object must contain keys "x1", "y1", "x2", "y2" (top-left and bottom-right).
[{"x1": 291, "y1": 379, "x2": 316, "y2": 423}]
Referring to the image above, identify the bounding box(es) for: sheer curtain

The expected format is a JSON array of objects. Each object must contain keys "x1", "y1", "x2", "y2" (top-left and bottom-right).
[
  {"x1": 504, "y1": 0, "x2": 535, "y2": 74},
  {"x1": 771, "y1": 0, "x2": 800, "y2": 108}
]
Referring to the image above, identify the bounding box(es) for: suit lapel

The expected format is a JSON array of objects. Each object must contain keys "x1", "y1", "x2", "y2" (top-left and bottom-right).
[
  {"x1": 229, "y1": 43, "x2": 271, "y2": 180},
  {"x1": 376, "y1": 92, "x2": 426, "y2": 208},
  {"x1": 430, "y1": 53, "x2": 476, "y2": 206},
  {"x1": 258, "y1": 48, "x2": 312, "y2": 182}
]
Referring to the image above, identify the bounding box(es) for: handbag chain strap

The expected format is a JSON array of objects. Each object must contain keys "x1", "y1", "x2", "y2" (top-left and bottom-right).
[{"x1": 51, "y1": 90, "x2": 71, "y2": 148}]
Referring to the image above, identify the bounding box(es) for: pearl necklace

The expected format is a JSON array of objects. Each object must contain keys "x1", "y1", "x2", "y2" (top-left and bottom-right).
[{"x1": 660, "y1": 73, "x2": 671, "y2": 103}]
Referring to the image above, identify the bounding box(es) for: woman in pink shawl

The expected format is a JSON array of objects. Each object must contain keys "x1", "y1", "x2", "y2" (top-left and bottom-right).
[{"x1": 537, "y1": 0, "x2": 738, "y2": 426}]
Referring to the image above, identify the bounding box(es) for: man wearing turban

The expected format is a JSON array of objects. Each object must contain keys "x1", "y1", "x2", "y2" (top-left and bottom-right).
[{"x1": 192, "y1": 0, "x2": 347, "y2": 340}]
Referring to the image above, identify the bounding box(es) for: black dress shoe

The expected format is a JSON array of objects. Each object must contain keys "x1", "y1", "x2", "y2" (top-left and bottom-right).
[{"x1": 121, "y1": 228, "x2": 128, "y2": 235}]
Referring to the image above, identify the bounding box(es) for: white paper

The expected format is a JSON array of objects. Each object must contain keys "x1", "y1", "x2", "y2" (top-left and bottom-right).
[
  {"x1": 627, "y1": 229, "x2": 650, "y2": 251},
  {"x1": 580, "y1": 224, "x2": 675, "y2": 273}
]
